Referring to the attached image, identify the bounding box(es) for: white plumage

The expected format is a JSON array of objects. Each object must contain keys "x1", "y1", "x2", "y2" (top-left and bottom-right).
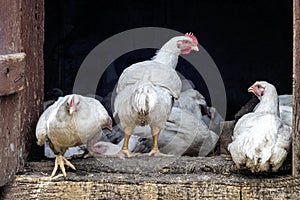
[
  {"x1": 253, "y1": 94, "x2": 292, "y2": 127},
  {"x1": 228, "y1": 81, "x2": 291, "y2": 172},
  {"x1": 92, "y1": 86, "x2": 221, "y2": 157},
  {"x1": 114, "y1": 33, "x2": 199, "y2": 157},
  {"x1": 278, "y1": 94, "x2": 292, "y2": 127},
  {"x1": 36, "y1": 94, "x2": 112, "y2": 177}
]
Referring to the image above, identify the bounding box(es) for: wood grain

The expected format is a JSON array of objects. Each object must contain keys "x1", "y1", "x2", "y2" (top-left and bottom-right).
[
  {"x1": 1, "y1": 157, "x2": 299, "y2": 199},
  {"x1": 293, "y1": 0, "x2": 300, "y2": 177},
  {"x1": 0, "y1": 0, "x2": 44, "y2": 186}
]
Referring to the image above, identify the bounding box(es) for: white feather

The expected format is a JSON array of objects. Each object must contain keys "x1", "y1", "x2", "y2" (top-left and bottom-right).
[
  {"x1": 36, "y1": 94, "x2": 111, "y2": 157},
  {"x1": 46, "y1": 96, "x2": 67, "y2": 131},
  {"x1": 228, "y1": 81, "x2": 291, "y2": 172}
]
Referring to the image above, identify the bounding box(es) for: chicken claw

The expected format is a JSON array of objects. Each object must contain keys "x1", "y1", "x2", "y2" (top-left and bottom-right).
[
  {"x1": 114, "y1": 149, "x2": 142, "y2": 158},
  {"x1": 114, "y1": 127, "x2": 138, "y2": 158},
  {"x1": 147, "y1": 128, "x2": 172, "y2": 157},
  {"x1": 148, "y1": 149, "x2": 173, "y2": 157},
  {"x1": 51, "y1": 154, "x2": 76, "y2": 178},
  {"x1": 116, "y1": 149, "x2": 133, "y2": 158}
]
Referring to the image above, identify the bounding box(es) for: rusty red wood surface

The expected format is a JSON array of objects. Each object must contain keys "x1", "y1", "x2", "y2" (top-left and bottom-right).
[
  {"x1": 0, "y1": 53, "x2": 26, "y2": 96},
  {"x1": 0, "y1": 0, "x2": 44, "y2": 186}
]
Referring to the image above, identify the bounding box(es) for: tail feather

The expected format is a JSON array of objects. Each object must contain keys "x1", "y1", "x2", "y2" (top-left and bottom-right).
[
  {"x1": 133, "y1": 89, "x2": 150, "y2": 114},
  {"x1": 131, "y1": 82, "x2": 158, "y2": 126}
]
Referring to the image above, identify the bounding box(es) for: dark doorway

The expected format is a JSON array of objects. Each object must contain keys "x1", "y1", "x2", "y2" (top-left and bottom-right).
[{"x1": 44, "y1": 0, "x2": 292, "y2": 119}]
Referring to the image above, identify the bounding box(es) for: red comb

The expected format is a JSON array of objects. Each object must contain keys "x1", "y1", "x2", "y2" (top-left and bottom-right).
[
  {"x1": 69, "y1": 96, "x2": 75, "y2": 107},
  {"x1": 185, "y1": 32, "x2": 198, "y2": 45}
]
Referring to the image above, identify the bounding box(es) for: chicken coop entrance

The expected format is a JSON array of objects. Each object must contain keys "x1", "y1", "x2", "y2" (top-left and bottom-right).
[
  {"x1": 43, "y1": 0, "x2": 295, "y2": 172},
  {"x1": 43, "y1": 0, "x2": 299, "y2": 176},
  {"x1": 44, "y1": 0, "x2": 292, "y2": 120},
  {"x1": 1, "y1": 0, "x2": 300, "y2": 197}
]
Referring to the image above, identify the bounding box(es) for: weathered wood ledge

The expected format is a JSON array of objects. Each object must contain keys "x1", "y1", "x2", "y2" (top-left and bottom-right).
[{"x1": 1, "y1": 156, "x2": 300, "y2": 199}]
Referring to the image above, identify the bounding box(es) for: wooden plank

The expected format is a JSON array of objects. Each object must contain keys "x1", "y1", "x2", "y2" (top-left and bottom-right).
[
  {"x1": 0, "y1": 0, "x2": 23, "y2": 187},
  {"x1": 1, "y1": 157, "x2": 299, "y2": 199},
  {"x1": 293, "y1": 0, "x2": 300, "y2": 177},
  {"x1": 0, "y1": 0, "x2": 44, "y2": 186},
  {"x1": 0, "y1": 1, "x2": 22, "y2": 54},
  {"x1": 0, "y1": 96, "x2": 19, "y2": 187},
  {"x1": 0, "y1": 53, "x2": 26, "y2": 96},
  {"x1": 295, "y1": 0, "x2": 300, "y2": 21},
  {"x1": 17, "y1": 0, "x2": 44, "y2": 170}
]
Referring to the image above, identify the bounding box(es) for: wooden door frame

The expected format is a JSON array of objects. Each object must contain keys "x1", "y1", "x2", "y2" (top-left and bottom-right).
[
  {"x1": 0, "y1": 0, "x2": 44, "y2": 186},
  {"x1": 293, "y1": 0, "x2": 300, "y2": 177}
]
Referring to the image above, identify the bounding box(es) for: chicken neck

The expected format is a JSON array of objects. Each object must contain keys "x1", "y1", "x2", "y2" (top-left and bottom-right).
[
  {"x1": 152, "y1": 50, "x2": 180, "y2": 69},
  {"x1": 254, "y1": 89, "x2": 279, "y2": 116}
]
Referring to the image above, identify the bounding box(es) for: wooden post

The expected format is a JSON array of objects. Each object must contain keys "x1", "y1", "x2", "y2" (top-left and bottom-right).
[
  {"x1": 293, "y1": 0, "x2": 300, "y2": 177},
  {"x1": 0, "y1": 0, "x2": 44, "y2": 186},
  {"x1": 19, "y1": 0, "x2": 45, "y2": 163}
]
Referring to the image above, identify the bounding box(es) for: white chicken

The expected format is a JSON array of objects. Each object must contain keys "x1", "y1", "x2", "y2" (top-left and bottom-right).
[
  {"x1": 174, "y1": 88, "x2": 207, "y2": 120},
  {"x1": 114, "y1": 33, "x2": 199, "y2": 157},
  {"x1": 36, "y1": 94, "x2": 112, "y2": 177},
  {"x1": 236, "y1": 94, "x2": 293, "y2": 127},
  {"x1": 278, "y1": 95, "x2": 292, "y2": 127},
  {"x1": 92, "y1": 107, "x2": 219, "y2": 157},
  {"x1": 252, "y1": 94, "x2": 292, "y2": 127},
  {"x1": 228, "y1": 81, "x2": 292, "y2": 173},
  {"x1": 92, "y1": 84, "x2": 220, "y2": 157}
]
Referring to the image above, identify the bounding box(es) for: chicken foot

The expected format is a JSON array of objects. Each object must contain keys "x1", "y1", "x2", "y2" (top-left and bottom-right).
[
  {"x1": 116, "y1": 126, "x2": 136, "y2": 158},
  {"x1": 51, "y1": 154, "x2": 76, "y2": 178},
  {"x1": 148, "y1": 126, "x2": 173, "y2": 157}
]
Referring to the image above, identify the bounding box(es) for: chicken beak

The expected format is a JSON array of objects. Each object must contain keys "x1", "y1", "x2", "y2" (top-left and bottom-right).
[
  {"x1": 69, "y1": 106, "x2": 76, "y2": 115},
  {"x1": 192, "y1": 45, "x2": 199, "y2": 51},
  {"x1": 248, "y1": 86, "x2": 254, "y2": 93}
]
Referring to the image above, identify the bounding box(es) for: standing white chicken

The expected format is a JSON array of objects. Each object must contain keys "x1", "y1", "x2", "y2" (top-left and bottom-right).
[
  {"x1": 114, "y1": 33, "x2": 199, "y2": 157},
  {"x1": 36, "y1": 94, "x2": 112, "y2": 177},
  {"x1": 92, "y1": 87, "x2": 220, "y2": 157},
  {"x1": 228, "y1": 81, "x2": 291, "y2": 173}
]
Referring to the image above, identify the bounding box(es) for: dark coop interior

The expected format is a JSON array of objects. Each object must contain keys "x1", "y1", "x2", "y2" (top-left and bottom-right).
[{"x1": 44, "y1": 0, "x2": 292, "y2": 120}]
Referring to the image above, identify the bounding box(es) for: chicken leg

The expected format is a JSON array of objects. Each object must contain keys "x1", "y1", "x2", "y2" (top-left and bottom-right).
[
  {"x1": 148, "y1": 125, "x2": 172, "y2": 157},
  {"x1": 117, "y1": 126, "x2": 134, "y2": 158},
  {"x1": 51, "y1": 154, "x2": 76, "y2": 178}
]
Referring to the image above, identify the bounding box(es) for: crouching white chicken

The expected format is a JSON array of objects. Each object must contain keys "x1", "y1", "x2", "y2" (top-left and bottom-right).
[
  {"x1": 36, "y1": 94, "x2": 112, "y2": 177},
  {"x1": 114, "y1": 33, "x2": 199, "y2": 157},
  {"x1": 228, "y1": 81, "x2": 291, "y2": 173}
]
